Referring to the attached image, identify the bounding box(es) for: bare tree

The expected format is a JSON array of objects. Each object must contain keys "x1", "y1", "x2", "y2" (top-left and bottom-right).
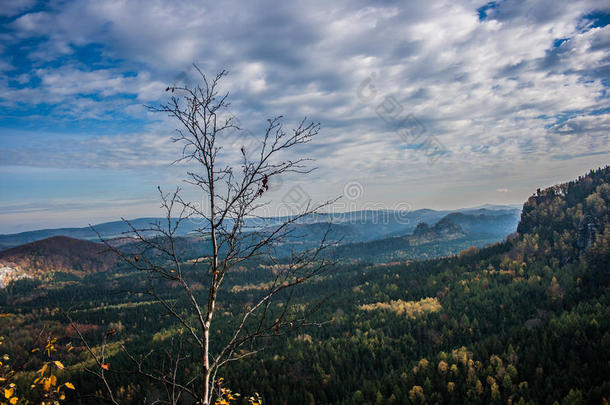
[{"x1": 76, "y1": 67, "x2": 336, "y2": 404}]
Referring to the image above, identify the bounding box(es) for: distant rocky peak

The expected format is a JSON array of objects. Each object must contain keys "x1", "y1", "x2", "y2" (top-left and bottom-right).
[
  {"x1": 413, "y1": 222, "x2": 431, "y2": 236},
  {"x1": 433, "y1": 217, "x2": 462, "y2": 234},
  {"x1": 413, "y1": 217, "x2": 464, "y2": 237}
]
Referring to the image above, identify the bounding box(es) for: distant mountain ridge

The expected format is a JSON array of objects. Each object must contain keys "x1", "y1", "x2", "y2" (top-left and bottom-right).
[
  {"x1": 0, "y1": 205, "x2": 521, "y2": 251},
  {"x1": 328, "y1": 216, "x2": 488, "y2": 262},
  {"x1": 0, "y1": 206, "x2": 522, "y2": 278},
  {"x1": 442, "y1": 212, "x2": 520, "y2": 235}
]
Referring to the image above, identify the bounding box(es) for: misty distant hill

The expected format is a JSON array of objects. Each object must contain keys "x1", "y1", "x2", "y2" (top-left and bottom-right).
[
  {"x1": 327, "y1": 214, "x2": 507, "y2": 263},
  {"x1": 0, "y1": 205, "x2": 521, "y2": 251},
  {"x1": 440, "y1": 211, "x2": 520, "y2": 236}
]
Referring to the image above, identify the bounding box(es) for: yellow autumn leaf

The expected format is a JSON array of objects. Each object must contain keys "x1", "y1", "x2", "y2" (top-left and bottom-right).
[
  {"x1": 9, "y1": 397, "x2": 17, "y2": 405},
  {"x1": 4, "y1": 388, "x2": 14, "y2": 399},
  {"x1": 64, "y1": 382, "x2": 75, "y2": 390},
  {"x1": 60, "y1": 394, "x2": 65, "y2": 400},
  {"x1": 43, "y1": 377, "x2": 51, "y2": 391},
  {"x1": 53, "y1": 361, "x2": 64, "y2": 370},
  {"x1": 50, "y1": 374, "x2": 57, "y2": 386}
]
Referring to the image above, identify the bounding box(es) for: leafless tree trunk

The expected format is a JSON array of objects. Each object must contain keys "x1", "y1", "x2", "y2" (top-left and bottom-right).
[{"x1": 79, "y1": 66, "x2": 336, "y2": 404}]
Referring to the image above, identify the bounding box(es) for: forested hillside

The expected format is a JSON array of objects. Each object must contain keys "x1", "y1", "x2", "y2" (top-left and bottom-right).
[
  {"x1": 0, "y1": 236, "x2": 118, "y2": 276},
  {"x1": 0, "y1": 167, "x2": 608, "y2": 404},
  {"x1": 217, "y1": 167, "x2": 610, "y2": 404}
]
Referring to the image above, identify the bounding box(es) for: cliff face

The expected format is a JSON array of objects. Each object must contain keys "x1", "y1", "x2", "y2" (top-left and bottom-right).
[
  {"x1": 516, "y1": 166, "x2": 609, "y2": 263},
  {"x1": 577, "y1": 215, "x2": 599, "y2": 251}
]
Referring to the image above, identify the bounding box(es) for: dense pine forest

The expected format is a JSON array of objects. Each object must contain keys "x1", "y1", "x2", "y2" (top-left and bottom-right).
[{"x1": 1, "y1": 166, "x2": 609, "y2": 404}]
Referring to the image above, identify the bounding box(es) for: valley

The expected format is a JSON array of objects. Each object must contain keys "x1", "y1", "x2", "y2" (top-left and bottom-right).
[{"x1": 0, "y1": 168, "x2": 608, "y2": 404}]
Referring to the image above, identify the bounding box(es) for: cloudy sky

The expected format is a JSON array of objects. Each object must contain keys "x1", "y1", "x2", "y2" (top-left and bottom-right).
[{"x1": 0, "y1": 0, "x2": 609, "y2": 233}]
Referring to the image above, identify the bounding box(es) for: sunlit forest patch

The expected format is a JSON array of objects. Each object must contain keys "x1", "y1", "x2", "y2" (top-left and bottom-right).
[{"x1": 359, "y1": 297, "x2": 442, "y2": 318}]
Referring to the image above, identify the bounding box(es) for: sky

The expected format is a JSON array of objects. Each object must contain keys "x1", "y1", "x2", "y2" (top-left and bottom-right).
[{"x1": 0, "y1": 0, "x2": 609, "y2": 234}]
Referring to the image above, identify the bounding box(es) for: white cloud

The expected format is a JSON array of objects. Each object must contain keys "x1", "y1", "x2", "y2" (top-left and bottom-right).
[{"x1": 0, "y1": 0, "x2": 609, "y2": 226}]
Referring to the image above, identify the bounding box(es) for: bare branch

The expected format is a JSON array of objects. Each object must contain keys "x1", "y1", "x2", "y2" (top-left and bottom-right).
[{"x1": 81, "y1": 66, "x2": 337, "y2": 405}]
